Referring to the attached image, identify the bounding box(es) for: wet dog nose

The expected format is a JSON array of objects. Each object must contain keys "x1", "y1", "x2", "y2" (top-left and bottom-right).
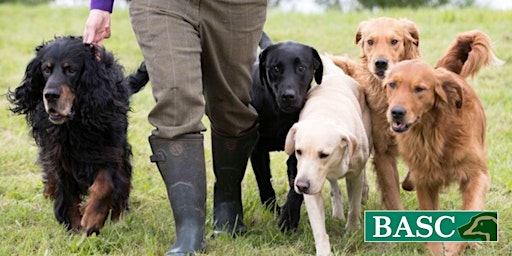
[
  {"x1": 44, "y1": 88, "x2": 61, "y2": 101},
  {"x1": 391, "y1": 106, "x2": 406, "y2": 120},
  {"x1": 295, "y1": 179, "x2": 310, "y2": 194},
  {"x1": 375, "y1": 58, "x2": 388, "y2": 69},
  {"x1": 281, "y1": 90, "x2": 296, "y2": 102}
]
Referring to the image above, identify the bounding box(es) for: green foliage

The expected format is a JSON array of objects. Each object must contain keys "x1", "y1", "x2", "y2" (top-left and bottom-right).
[{"x1": 1, "y1": 3, "x2": 511, "y2": 256}]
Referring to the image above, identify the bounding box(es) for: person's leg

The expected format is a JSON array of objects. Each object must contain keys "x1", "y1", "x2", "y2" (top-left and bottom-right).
[
  {"x1": 131, "y1": 0, "x2": 205, "y2": 139},
  {"x1": 130, "y1": 0, "x2": 206, "y2": 254},
  {"x1": 200, "y1": 0, "x2": 267, "y2": 236}
]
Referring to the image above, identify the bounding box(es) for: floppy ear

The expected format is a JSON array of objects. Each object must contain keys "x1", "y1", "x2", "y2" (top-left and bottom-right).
[
  {"x1": 77, "y1": 45, "x2": 118, "y2": 111},
  {"x1": 8, "y1": 51, "x2": 45, "y2": 116},
  {"x1": 400, "y1": 18, "x2": 420, "y2": 59},
  {"x1": 340, "y1": 133, "x2": 359, "y2": 170},
  {"x1": 434, "y1": 70, "x2": 464, "y2": 109},
  {"x1": 355, "y1": 21, "x2": 367, "y2": 45},
  {"x1": 340, "y1": 134, "x2": 357, "y2": 170},
  {"x1": 284, "y1": 124, "x2": 298, "y2": 155},
  {"x1": 311, "y1": 47, "x2": 323, "y2": 85},
  {"x1": 258, "y1": 47, "x2": 270, "y2": 88}
]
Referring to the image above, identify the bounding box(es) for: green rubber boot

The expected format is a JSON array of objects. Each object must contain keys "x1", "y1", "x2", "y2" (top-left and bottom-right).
[
  {"x1": 212, "y1": 126, "x2": 258, "y2": 237},
  {"x1": 149, "y1": 134, "x2": 207, "y2": 256}
]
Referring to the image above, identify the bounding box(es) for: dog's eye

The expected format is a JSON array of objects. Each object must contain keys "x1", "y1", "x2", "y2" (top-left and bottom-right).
[
  {"x1": 414, "y1": 86, "x2": 425, "y2": 93},
  {"x1": 273, "y1": 65, "x2": 280, "y2": 73},
  {"x1": 65, "y1": 67, "x2": 77, "y2": 76},
  {"x1": 296, "y1": 149, "x2": 302, "y2": 156},
  {"x1": 42, "y1": 65, "x2": 51, "y2": 75},
  {"x1": 319, "y1": 152, "x2": 329, "y2": 159},
  {"x1": 296, "y1": 65, "x2": 305, "y2": 73},
  {"x1": 387, "y1": 82, "x2": 397, "y2": 89},
  {"x1": 390, "y1": 39, "x2": 399, "y2": 45},
  {"x1": 367, "y1": 39, "x2": 374, "y2": 46}
]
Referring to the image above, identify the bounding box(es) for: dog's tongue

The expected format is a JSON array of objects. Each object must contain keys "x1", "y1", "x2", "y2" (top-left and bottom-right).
[
  {"x1": 392, "y1": 121, "x2": 407, "y2": 132},
  {"x1": 47, "y1": 108, "x2": 73, "y2": 124}
]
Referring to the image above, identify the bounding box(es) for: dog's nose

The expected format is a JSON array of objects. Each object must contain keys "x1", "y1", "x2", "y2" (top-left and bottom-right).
[
  {"x1": 391, "y1": 106, "x2": 406, "y2": 120},
  {"x1": 281, "y1": 90, "x2": 296, "y2": 102},
  {"x1": 295, "y1": 179, "x2": 310, "y2": 194},
  {"x1": 375, "y1": 58, "x2": 388, "y2": 69},
  {"x1": 44, "y1": 88, "x2": 61, "y2": 101}
]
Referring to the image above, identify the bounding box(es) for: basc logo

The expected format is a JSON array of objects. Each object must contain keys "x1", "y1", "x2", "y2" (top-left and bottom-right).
[{"x1": 364, "y1": 211, "x2": 498, "y2": 242}]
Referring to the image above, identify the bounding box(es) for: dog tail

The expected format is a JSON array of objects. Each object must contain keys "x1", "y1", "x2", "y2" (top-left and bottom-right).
[
  {"x1": 259, "y1": 31, "x2": 273, "y2": 49},
  {"x1": 320, "y1": 54, "x2": 348, "y2": 77},
  {"x1": 435, "y1": 30, "x2": 504, "y2": 79},
  {"x1": 125, "y1": 61, "x2": 149, "y2": 94},
  {"x1": 330, "y1": 55, "x2": 360, "y2": 78}
]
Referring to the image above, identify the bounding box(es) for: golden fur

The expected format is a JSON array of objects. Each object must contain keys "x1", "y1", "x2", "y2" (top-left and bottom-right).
[
  {"x1": 384, "y1": 30, "x2": 501, "y2": 256},
  {"x1": 331, "y1": 17, "x2": 420, "y2": 209}
]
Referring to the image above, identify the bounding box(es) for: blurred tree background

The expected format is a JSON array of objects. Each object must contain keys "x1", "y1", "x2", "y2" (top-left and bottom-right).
[
  {"x1": 269, "y1": 0, "x2": 475, "y2": 10},
  {"x1": 0, "y1": 0, "x2": 51, "y2": 4},
  {"x1": 1, "y1": 0, "x2": 475, "y2": 9}
]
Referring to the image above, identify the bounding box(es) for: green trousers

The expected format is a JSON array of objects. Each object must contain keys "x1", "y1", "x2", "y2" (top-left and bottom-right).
[{"x1": 130, "y1": 0, "x2": 267, "y2": 138}]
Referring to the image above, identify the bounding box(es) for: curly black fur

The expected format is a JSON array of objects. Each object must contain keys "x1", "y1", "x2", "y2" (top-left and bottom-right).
[{"x1": 7, "y1": 36, "x2": 148, "y2": 234}]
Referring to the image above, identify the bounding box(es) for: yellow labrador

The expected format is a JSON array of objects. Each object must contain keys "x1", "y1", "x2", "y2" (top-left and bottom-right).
[{"x1": 285, "y1": 55, "x2": 371, "y2": 256}]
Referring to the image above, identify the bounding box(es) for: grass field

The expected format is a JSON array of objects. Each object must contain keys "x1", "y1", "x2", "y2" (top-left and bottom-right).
[{"x1": 0, "y1": 3, "x2": 511, "y2": 256}]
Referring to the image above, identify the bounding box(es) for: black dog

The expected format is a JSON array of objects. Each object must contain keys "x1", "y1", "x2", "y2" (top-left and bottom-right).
[
  {"x1": 250, "y1": 32, "x2": 323, "y2": 231},
  {"x1": 8, "y1": 36, "x2": 148, "y2": 235}
]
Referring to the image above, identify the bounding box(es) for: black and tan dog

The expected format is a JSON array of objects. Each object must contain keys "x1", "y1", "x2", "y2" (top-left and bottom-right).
[{"x1": 8, "y1": 36, "x2": 147, "y2": 235}]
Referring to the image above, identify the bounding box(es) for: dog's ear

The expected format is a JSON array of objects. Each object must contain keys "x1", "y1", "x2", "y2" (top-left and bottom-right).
[
  {"x1": 340, "y1": 133, "x2": 358, "y2": 170},
  {"x1": 8, "y1": 52, "x2": 45, "y2": 115},
  {"x1": 77, "y1": 45, "x2": 119, "y2": 110},
  {"x1": 258, "y1": 47, "x2": 270, "y2": 88},
  {"x1": 284, "y1": 124, "x2": 298, "y2": 156},
  {"x1": 355, "y1": 21, "x2": 367, "y2": 45},
  {"x1": 311, "y1": 47, "x2": 323, "y2": 85},
  {"x1": 87, "y1": 44, "x2": 108, "y2": 62},
  {"x1": 400, "y1": 18, "x2": 420, "y2": 59},
  {"x1": 434, "y1": 69, "x2": 464, "y2": 109}
]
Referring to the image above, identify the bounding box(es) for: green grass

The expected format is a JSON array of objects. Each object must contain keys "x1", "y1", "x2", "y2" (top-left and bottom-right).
[{"x1": 1, "y1": 4, "x2": 511, "y2": 256}]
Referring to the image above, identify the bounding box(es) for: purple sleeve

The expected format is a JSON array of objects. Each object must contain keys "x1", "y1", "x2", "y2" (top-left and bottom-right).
[{"x1": 90, "y1": 0, "x2": 115, "y2": 13}]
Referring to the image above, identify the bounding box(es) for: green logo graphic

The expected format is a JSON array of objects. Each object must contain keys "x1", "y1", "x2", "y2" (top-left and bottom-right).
[
  {"x1": 364, "y1": 211, "x2": 498, "y2": 242},
  {"x1": 458, "y1": 212, "x2": 498, "y2": 242}
]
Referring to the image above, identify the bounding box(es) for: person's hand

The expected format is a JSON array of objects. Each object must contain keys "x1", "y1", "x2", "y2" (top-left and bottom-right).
[{"x1": 83, "y1": 9, "x2": 111, "y2": 45}]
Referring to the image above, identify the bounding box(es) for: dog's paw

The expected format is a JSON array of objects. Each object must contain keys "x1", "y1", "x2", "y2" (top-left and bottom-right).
[
  {"x1": 444, "y1": 242, "x2": 468, "y2": 256},
  {"x1": 81, "y1": 211, "x2": 106, "y2": 236},
  {"x1": 84, "y1": 226, "x2": 101, "y2": 236},
  {"x1": 467, "y1": 242, "x2": 482, "y2": 250},
  {"x1": 345, "y1": 222, "x2": 361, "y2": 231},
  {"x1": 81, "y1": 218, "x2": 102, "y2": 236},
  {"x1": 332, "y1": 205, "x2": 345, "y2": 221},
  {"x1": 278, "y1": 216, "x2": 298, "y2": 232},
  {"x1": 278, "y1": 206, "x2": 300, "y2": 232}
]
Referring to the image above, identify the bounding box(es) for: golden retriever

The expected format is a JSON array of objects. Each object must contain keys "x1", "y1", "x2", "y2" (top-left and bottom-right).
[
  {"x1": 332, "y1": 17, "x2": 420, "y2": 210},
  {"x1": 384, "y1": 30, "x2": 502, "y2": 256},
  {"x1": 284, "y1": 55, "x2": 371, "y2": 256}
]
